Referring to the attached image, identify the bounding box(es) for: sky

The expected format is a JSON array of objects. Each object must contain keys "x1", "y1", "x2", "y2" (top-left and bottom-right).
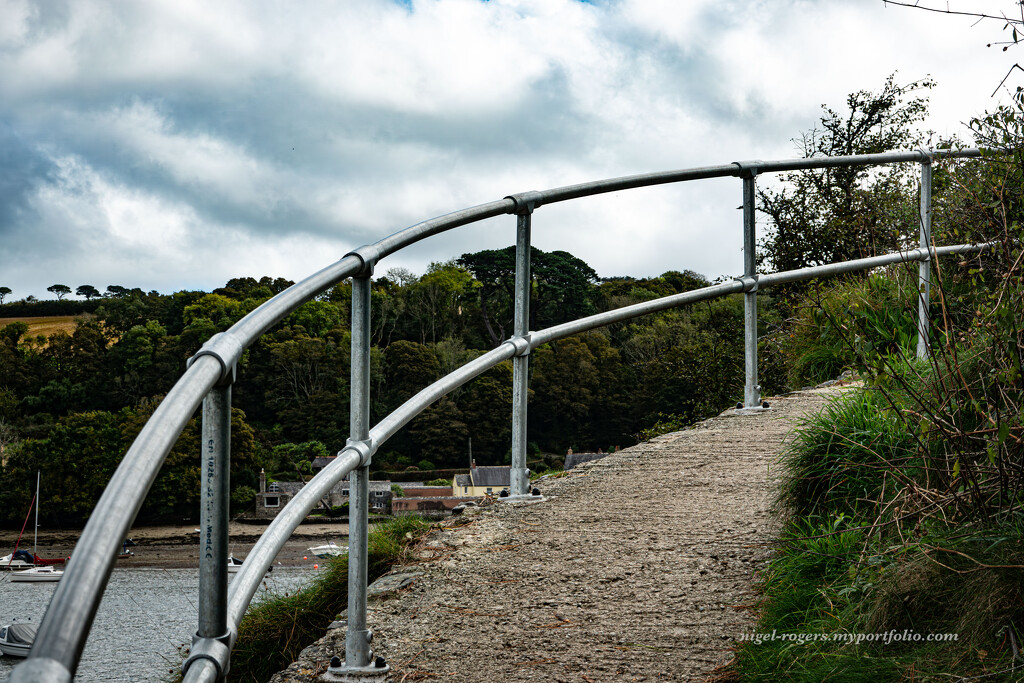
[{"x1": 0, "y1": 0, "x2": 1020, "y2": 302}]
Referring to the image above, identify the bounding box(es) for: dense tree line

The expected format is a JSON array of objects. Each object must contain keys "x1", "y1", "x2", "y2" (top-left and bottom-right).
[{"x1": 0, "y1": 260, "x2": 775, "y2": 526}]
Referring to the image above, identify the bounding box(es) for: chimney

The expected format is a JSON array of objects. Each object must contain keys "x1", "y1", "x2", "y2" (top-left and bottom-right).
[{"x1": 259, "y1": 468, "x2": 266, "y2": 494}]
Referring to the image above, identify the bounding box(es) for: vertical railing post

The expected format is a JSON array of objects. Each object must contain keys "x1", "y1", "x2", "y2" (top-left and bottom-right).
[
  {"x1": 510, "y1": 201, "x2": 534, "y2": 497},
  {"x1": 738, "y1": 163, "x2": 762, "y2": 408},
  {"x1": 346, "y1": 274, "x2": 372, "y2": 666},
  {"x1": 917, "y1": 153, "x2": 933, "y2": 360},
  {"x1": 335, "y1": 268, "x2": 388, "y2": 680},
  {"x1": 196, "y1": 382, "x2": 231, "y2": 681}
]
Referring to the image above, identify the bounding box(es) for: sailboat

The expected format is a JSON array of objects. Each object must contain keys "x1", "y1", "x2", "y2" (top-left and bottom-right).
[{"x1": 10, "y1": 472, "x2": 64, "y2": 583}]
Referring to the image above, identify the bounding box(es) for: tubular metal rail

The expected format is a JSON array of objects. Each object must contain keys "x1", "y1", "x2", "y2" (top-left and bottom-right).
[{"x1": 9, "y1": 147, "x2": 995, "y2": 682}]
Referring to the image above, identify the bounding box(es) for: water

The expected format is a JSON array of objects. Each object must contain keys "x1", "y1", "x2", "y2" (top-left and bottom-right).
[{"x1": 0, "y1": 567, "x2": 315, "y2": 682}]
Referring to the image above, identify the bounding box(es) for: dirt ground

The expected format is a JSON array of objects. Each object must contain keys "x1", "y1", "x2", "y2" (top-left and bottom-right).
[
  {"x1": 0, "y1": 520, "x2": 351, "y2": 569},
  {"x1": 268, "y1": 386, "x2": 845, "y2": 683}
]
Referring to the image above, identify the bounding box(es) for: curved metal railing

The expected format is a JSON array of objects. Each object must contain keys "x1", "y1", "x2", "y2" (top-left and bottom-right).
[{"x1": 8, "y1": 146, "x2": 996, "y2": 682}]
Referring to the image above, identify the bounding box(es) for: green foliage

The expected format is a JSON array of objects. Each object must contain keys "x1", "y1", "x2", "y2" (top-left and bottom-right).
[
  {"x1": 423, "y1": 478, "x2": 450, "y2": 487},
  {"x1": 47, "y1": 284, "x2": 72, "y2": 300},
  {"x1": 777, "y1": 389, "x2": 919, "y2": 518},
  {"x1": 783, "y1": 270, "x2": 920, "y2": 387},
  {"x1": 759, "y1": 75, "x2": 934, "y2": 300},
  {"x1": 230, "y1": 485, "x2": 256, "y2": 513}
]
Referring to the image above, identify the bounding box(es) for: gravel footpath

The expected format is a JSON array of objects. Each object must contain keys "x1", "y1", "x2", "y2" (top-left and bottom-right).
[{"x1": 271, "y1": 387, "x2": 844, "y2": 682}]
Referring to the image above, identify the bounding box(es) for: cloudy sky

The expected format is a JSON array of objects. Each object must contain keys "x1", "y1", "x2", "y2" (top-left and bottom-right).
[{"x1": 0, "y1": 0, "x2": 1019, "y2": 301}]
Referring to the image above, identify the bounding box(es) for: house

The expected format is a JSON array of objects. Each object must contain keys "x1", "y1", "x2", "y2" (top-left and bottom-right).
[
  {"x1": 564, "y1": 446, "x2": 621, "y2": 470},
  {"x1": 253, "y1": 469, "x2": 393, "y2": 519},
  {"x1": 451, "y1": 463, "x2": 511, "y2": 497}
]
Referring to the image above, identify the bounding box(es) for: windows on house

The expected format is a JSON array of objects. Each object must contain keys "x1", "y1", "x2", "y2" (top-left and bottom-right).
[{"x1": 265, "y1": 496, "x2": 280, "y2": 507}]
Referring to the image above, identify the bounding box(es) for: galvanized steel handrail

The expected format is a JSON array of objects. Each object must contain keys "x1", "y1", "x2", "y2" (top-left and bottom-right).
[{"x1": 9, "y1": 146, "x2": 994, "y2": 683}]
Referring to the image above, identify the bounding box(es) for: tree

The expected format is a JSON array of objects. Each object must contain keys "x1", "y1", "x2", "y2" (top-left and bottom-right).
[
  {"x1": 0, "y1": 286, "x2": 10, "y2": 304},
  {"x1": 458, "y1": 247, "x2": 600, "y2": 346},
  {"x1": 47, "y1": 284, "x2": 72, "y2": 300},
  {"x1": 75, "y1": 285, "x2": 101, "y2": 300},
  {"x1": 105, "y1": 285, "x2": 130, "y2": 298},
  {"x1": 758, "y1": 75, "x2": 933, "y2": 278}
]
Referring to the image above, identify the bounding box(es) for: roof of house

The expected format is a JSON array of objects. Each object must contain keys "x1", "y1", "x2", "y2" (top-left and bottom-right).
[
  {"x1": 565, "y1": 452, "x2": 608, "y2": 470},
  {"x1": 312, "y1": 456, "x2": 336, "y2": 469},
  {"x1": 453, "y1": 474, "x2": 471, "y2": 487},
  {"x1": 470, "y1": 466, "x2": 510, "y2": 487}
]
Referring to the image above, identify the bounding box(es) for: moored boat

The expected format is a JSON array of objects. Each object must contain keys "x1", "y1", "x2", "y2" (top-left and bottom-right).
[
  {"x1": 0, "y1": 622, "x2": 37, "y2": 657},
  {"x1": 307, "y1": 541, "x2": 345, "y2": 558},
  {"x1": 0, "y1": 550, "x2": 35, "y2": 571},
  {"x1": 10, "y1": 566, "x2": 63, "y2": 583}
]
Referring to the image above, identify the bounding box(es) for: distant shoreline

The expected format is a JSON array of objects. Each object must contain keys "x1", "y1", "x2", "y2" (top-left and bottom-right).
[{"x1": 0, "y1": 521, "x2": 351, "y2": 570}]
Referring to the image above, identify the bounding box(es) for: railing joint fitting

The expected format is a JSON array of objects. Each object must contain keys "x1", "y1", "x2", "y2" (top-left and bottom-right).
[
  {"x1": 507, "y1": 334, "x2": 533, "y2": 357},
  {"x1": 735, "y1": 274, "x2": 759, "y2": 293},
  {"x1": 917, "y1": 147, "x2": 934, "y2": 164},
  {"x1": 182, "y1": 632, "x2": 233, "y2": 680},
  {"x1": 505, "y1": 191, "x2": 544, "y2": 215},
  {"x1": 732, "y1": 160, "x2": 764, "y2": 178},
  {"x1": 343, "y1": 246, "x2": 379, "y2": 278},
  {"x1": 188, "y1": 332, "x2": 242, "y2": 386},
  {"x1": 344, "y1": 438, "x2": 374, "y2": 468}
]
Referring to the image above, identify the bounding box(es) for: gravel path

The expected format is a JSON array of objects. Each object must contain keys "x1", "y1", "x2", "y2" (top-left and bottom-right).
[{"x1": 272, "y1": 387, "x2": 844, "y2": 682}]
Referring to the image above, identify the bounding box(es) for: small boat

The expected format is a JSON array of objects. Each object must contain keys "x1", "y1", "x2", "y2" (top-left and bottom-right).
[
  {"x1": 0, "y1": 622, "x2": 37, "y2": 657},
  {"x1": 5, "y1": 472, "x2": 65, "y2": 573},
  {"x1": 10, "y1": 566, "x2": 63, "y2": 583},
  {"x1": 307, "y1": 541, "x2": 345, "y2": 558},
  {"x1": 0, "y1": 550, "x2": 35, "y2": 571},
  {"x1": 227, "y1": 555, "x2": 245, "y2": 574}
]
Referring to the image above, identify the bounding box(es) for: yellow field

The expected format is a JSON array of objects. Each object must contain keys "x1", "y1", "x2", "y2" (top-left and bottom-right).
[{"x1": 0, "y1": 315, "x2": 90, "y2": 338}]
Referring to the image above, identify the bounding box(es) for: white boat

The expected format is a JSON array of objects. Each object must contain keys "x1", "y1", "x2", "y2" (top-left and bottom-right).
[
  {"x1": 0, "y1": 551, "x2": 35, "y2": 571},
  {"x1": 5, "y1": 472, "x2": 65, "y2": 576},
  {"x1": 10, "y1": 566, "x2": 63, "y2": 583},
  {"x1": 0, "y1": 622, "x2": 37, "y2": 657},
  {"x1": 307, "y1": 541, "x2": 345, "y2": 558},
  {"x1": 227, "y1": 555, "x2": 245, "y2": 574}
]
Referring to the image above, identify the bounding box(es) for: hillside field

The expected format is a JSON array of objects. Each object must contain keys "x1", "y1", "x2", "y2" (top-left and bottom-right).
[{"x1": 0, "y1": 315, "x2": 89, "y2": 338}]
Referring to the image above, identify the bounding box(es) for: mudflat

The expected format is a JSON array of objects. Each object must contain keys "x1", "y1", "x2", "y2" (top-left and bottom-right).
[{"x1": 0, "y1": 520, "x2": 351, "y2": 569}]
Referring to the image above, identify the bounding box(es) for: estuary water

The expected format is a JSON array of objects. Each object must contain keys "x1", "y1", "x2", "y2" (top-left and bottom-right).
[{"x1": 0, "y1": 567, "x2": 315, "y2": 682}]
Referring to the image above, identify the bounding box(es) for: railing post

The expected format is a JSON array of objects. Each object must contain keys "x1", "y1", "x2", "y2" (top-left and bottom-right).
[
  {"x1": 510, "y1": 199, "x2": 535, "y2": 498},
  {"x1": 181, "y1": 336, "x2": 241, "y2": 683},
  {"x1": 917, "y1": 154, "x2": 933, "y2": 360},
  {"x1": 193, "y1": 381, "x2": 232, "y2": 681},
  {"x1": 740, "y1": 166, "x2": 761, "y2": 408},
  {"x1": 333, "y1": 269, "x2": 389, "y2": 680}
]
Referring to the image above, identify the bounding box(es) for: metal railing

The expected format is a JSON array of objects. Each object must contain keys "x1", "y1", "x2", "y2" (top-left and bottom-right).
[{"x1": 8, "y1": 147, "x2": 993, "y2": 682}]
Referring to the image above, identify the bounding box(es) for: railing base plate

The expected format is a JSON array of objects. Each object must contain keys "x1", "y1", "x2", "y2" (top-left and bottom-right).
[
  {"x1": 320, "y1": 663, "x2": 390, "y2": 682},
  {"x1": 733, "y1": 406, "x2": 772, "y2": 416},
  {"x1": 502, "y1": 494, "x2": 548, "y2": 505}
]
